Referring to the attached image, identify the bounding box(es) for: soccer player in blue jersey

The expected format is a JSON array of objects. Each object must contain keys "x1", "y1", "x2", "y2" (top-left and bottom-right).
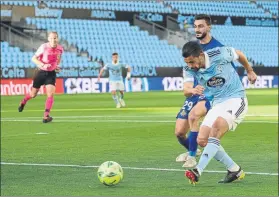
[
  {"x1": 182, "y1": 41, "x2": 257, "y2": 184},
  {"x1": 175, "y1": 14, "x2": 228, "y2": 168},
  {"x1": 98, "y1": 53, "x2": 131, "y2": 108}
]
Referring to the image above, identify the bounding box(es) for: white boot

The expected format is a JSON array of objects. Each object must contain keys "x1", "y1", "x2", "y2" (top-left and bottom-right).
[
  {"x1": 176, "y1": 152, "x2": 189, "y2": 162},
  {"x1": 119, "y1": 99, "x2": 126, "y2": 107},
  {"x1": 182, "y1": 156, "x2": 197, "y2": 168}
]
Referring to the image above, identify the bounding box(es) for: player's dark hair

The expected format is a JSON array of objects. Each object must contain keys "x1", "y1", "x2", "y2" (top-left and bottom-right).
[
  {"x1": 112, "y1": 53, "x2": 118, "y2": 56},
  {"x1": 194, "y1": 14, "x2": 212, "y2": 25},
  {"x1": 182, "y1": 41, "x2": 203, "y2": 58}
]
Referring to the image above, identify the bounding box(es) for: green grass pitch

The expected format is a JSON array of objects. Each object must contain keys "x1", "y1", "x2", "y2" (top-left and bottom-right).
[{"x1": 1, "y1": 89, "x2": 278, "y2": 196}]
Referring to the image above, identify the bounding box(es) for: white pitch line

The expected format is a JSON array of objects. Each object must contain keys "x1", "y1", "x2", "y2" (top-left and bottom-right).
[
  {"x1": 0, "y1": 119, "x2": 278, "y2": 124},
  {"x1": 1, "y1": 162, "x2": 277, "y2": 176},
  {"x1": 1, "y1": 114, "x2": 278, "y2": 120}
]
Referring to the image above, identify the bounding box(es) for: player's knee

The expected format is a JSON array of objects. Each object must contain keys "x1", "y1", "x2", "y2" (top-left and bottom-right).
[
  {"x1": 197, "y1": 137, "x2": 207, "y2": 147},
  {"x1": 211, "y1": 118, "x2": 227, "y2": 138},
  {"x1": 46, "y1": 92, "x2": 54, "y2": 97},
  {"x1": 175, "y1": 126, "x2": 185, "y2": 137},
  {"x1": 30, "y1": 92, "x2": 37, "y2": 98}
]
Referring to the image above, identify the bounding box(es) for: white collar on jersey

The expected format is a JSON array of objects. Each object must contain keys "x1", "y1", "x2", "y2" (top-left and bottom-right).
[{"x1": 112, "y1": 61, "x2": 119, "y2": 65}]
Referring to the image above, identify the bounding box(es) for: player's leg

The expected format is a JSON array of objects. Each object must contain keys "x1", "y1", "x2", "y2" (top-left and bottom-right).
[
  {"x1": 175, "y1": 116, "x2": 190, "y2": 162},
  {"x1": 185, "y1": 106, "x2": 227, "y2": 185},
  {"x1": 18, "y1": 70, "x2": 43, "y2": 112},
  {"x1": 182, "y1": 100, "x2": 209, "y2": 167},
  {"x1": 118, "y1": 81, "x2": 126, "y2": 107},
  {"x1": 186, "y1": 98, "x2": 248, "y2": 184},
  {"x1": 110, "y1": 82, "x2": 120, "y2": 108},
  {"x1": 43, "y1": 84, "x2": 55, "y2": 123},
  {"x1": 43, "y1": 72, "x2": 56, "y2": 123}
]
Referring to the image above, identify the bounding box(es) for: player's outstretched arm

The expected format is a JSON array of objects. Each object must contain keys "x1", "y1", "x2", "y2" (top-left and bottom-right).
[
  {"x1": 55, "y1": 55, "x2": 62, "y2": 73},
  {"x1": 236, "y1": 50, "x2": 257, "y2": 84},
  {"x1": 126, "y1": 66, "x2": 131, "y2": 80},
  {"x1": 97, "y1": 68, "x2": 105, "y2": 82}
]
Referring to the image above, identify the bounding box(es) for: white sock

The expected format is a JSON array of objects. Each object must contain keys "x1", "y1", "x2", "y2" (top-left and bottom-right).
[{"x1": 228, "y1": 164, "x2": 240, "y2": 172}]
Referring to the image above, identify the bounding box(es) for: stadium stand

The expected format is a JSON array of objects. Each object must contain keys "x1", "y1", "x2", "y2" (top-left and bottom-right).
[
  {"x1": 211, "y1": 25, "x2": 278, "y2": 67},
  {"x1": 1, "y1": 1, "x2": 172, "y2": 13},
  {"x1": 1, "y1": 41, "x2": 99, "y2": 69},
  {"x1": 257, "y1": 1, "x2": 278, "y2": 17},
  {"x1": 25, "y1": 17, "x2": 185, "y2": 68},
  {"x1": 165, "y1": 1, "x2": 273, "y2": 18}
]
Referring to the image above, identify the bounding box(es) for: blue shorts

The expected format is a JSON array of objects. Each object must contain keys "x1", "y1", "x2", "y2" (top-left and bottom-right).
[{"x1": 176, "y1": 95, "x2": 211, "y2": 120}]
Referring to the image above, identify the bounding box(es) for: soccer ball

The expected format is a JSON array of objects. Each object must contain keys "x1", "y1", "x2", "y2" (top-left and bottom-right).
[{"x1": 97, "y1": 161, "x2": 123, "y2": 186}]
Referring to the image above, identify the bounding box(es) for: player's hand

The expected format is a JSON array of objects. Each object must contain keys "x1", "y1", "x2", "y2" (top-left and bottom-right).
[
  {"x1": 247, "y1": 70, "x2": 257, "y2": 84},
  {"x1": 55, "y1": 67, "x2": 61, "y2": 73},
  {"x1": 127, "y1": 72, "x2": 131, "y2": 80},
  {"x1": 191, "y1": 85, "x2": 205, "y2": 95},
  {"x1": 97, "y1": 77, "x2": 101, "y2": 82},
  {"x1": 42, "y1": 64, "x2": 51, "y2": 69}
]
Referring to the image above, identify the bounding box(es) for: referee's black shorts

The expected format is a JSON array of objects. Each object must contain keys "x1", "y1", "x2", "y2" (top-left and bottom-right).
[{"x1": 33, "y1": 70, "x2": 56, "y2": 89}]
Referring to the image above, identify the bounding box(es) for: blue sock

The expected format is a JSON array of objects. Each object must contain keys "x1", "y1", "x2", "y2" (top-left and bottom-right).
[
  {"x1": 177, "y1": 136, "x2": 189, "y2": 150},
  {"x1": 189, "y1": 131, "x2": 198, "y2": 157},
  {"x1": 120, "y1": 93, "x2": 124, "y2": 99},
  {"x1": 214, "y1": 145, "x2": 239, "y2": 171},
  {"x1": 196, "y1": 137, "x2": 220, "y2": 175},
  {"x1": 112, "y1": 95, "x2": 118, "y2": 104}
]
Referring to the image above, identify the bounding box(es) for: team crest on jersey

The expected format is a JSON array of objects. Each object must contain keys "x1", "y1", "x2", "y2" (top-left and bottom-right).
[
  {"x1": 207, "y1": 77, "x2": 225, "y2": 87},
  {"x1": 180, "y1": 110, "x2": 186, "y2": 116}
]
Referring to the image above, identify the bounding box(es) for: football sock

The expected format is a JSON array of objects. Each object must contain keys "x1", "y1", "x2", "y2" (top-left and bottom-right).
[
  {"x1": 177, "y1": 136, "x2": 189, "y2": 150},
  {"x1": 196, "y1": 137, "x2": 220, "y2": 175},
  {"x1": 44, "y1": 96, "x2": 54, "y2": 117},
  {"x1": 112, "y1": 94, "x2": 119, "y2": 104},
  {"x1": 21, "y1": 94, "x2": 32, "y2": 105},
  {"x1": 214, "y1": 145, "x2": 240, "y2": 172},
  {"x1": 188, "y1": 131, "x2": 198, "y2": 157}
]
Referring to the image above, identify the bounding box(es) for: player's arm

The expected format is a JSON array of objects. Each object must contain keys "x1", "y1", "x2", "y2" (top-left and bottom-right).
[
  {"x1": 224, "y1": 47, "x2": 257, "y2": 84},
  {"x1": 31, "y1": 45, "x2": 50, "y2": 69},
  {"x1": 97, "y1": 65, "x2": 108, "y2": 81},
  {"x1": 183, "y1": 68, "x2": 204, "y2": 97},
  {"x1": 183, "y1": 82, "x2": 194, "y2": 97},
  {"x1": 235, "y1": 50, "x2": 257, "y2": 84},
  {"x1": 55, "y1": 49, "x2": 63, "y2": 73},
  {"x1": 55, "y1": 56, "x2": 62, "y2": 73},
  {"x1": 126, "y1": 65, "x2": 131, "y2": 80},
  {"x1": 184, "y1": 82, "x2": 204, "y2": 97}
]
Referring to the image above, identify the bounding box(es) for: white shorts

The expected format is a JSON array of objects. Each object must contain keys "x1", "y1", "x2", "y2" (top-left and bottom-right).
[
  {"x1": 109, "y1": 81, "x2": 125, "y2": 91},
  {"x1": 201, "y1": 97, "x2": 248, "y2": 131}
]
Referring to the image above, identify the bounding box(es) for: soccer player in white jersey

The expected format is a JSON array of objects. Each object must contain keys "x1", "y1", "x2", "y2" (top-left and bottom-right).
[
  {"x1": 182, "y1": 41, "x2": 257, "y2": 185},
  {"x1": 98, "y1": 53, "x2": 131, "y2": 108}
]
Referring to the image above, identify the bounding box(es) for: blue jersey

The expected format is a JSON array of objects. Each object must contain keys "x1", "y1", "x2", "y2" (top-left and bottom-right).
[
  {"x1": 200, "y1": 37, "x2": 224, "y2": 51},
  {"x1": 104, "y1": 62, "x2": 128, "y2": 82},
  {"x1": 184, "y1": 47, "x2": 245, "y2": 105}
]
